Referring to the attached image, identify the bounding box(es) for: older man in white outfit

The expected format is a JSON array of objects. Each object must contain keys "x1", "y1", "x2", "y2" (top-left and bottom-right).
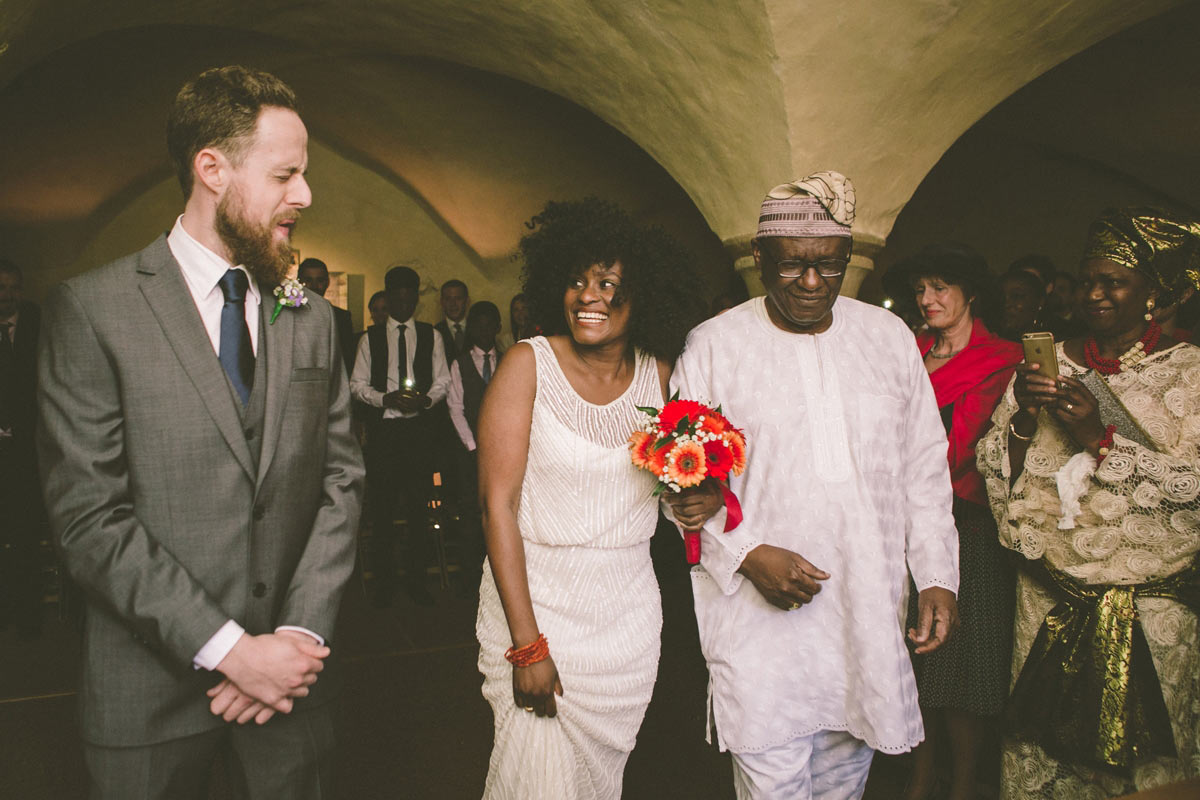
[{"x1": 666, "y1": 172, "x2": 960, "y2": 800}]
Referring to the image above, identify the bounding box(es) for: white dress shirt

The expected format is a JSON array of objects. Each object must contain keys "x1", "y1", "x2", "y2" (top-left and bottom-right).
[
  {"x1": 447, "y1": 345, "x2": 498, "y2": 451},
  {"x1": 167, "y1": 216, "x2": 323, "y2": 670},
  {"x1": 350, "y1": 316, "x2": 450, "y2": 417},
  {"x1": 167, "y1": 216, "x2": 260, "y2": 357}
]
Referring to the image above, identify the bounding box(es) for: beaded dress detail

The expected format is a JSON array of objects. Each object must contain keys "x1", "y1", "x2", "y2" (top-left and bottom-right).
[{"x1": 476, "y1": 336, "x2": 663, "y2": 799}]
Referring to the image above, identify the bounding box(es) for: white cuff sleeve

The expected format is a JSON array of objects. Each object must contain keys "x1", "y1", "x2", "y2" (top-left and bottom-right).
[
  {"x1": 275, "y1": 625, "x2": 325, "y2": 646},
  {"x1": 660, "y1": 501, "x2": 759, "y2": 596},
  {"x1": 193, "y1": 619, "x2": 245, "y2": 671}
]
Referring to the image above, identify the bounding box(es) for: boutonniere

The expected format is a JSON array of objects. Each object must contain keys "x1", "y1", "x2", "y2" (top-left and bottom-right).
[{"x1": 270, "y1": 278, "x2": 309, "y2": 324}]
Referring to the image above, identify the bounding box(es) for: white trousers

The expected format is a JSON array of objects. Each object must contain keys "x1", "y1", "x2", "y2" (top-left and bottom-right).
[{"x1": 731, "y1": 730, "x2": 875, "y2": 800}]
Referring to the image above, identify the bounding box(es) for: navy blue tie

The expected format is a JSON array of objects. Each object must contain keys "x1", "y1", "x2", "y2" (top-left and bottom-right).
[
  {"x1": 481, "y1": 351, "x2": 492, "y2": 383},
  {"x1": 218, "y1": 269, "x2": 254, "y2": 405}
]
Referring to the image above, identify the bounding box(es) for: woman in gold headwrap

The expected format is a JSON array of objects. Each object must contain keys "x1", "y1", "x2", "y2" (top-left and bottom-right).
[{"x1": 978, "y1": 208, "x2": 1200, "y2": 798}]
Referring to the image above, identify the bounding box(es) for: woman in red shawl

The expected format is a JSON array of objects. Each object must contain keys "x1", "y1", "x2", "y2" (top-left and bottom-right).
[{"x1": 886, "y1": 243, "x2": 1022, "y2": 800}]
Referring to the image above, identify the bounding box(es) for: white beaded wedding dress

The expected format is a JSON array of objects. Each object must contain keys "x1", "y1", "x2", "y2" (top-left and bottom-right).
[{"x1": 476, "y1": 336, "x2": 664, "y2": 800}]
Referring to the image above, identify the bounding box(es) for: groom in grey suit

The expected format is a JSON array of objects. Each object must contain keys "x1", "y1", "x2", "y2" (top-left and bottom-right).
[{"x1": 37, "y1": 66, "x2": 364, "y2": 798}]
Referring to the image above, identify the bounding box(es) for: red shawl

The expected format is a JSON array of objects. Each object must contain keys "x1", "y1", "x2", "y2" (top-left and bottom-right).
[{"x1": 917, "y1": 318, "x2": 1022, "y2": 506}]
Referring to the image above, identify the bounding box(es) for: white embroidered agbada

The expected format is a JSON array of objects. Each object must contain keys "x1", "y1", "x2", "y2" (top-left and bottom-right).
[{"x1": 670, "y1": 295, "x2": 959, "y2": 754}]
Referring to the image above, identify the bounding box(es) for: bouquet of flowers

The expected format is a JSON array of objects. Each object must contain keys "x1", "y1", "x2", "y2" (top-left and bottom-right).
[{"x1": 629, "y1": 393, "x2": 746, "y2": 564}]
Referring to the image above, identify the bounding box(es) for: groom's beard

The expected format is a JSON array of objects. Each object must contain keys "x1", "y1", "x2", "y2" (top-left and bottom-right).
[{"x1": 215, "y1": 189, "x2": 297, "y2": 288}]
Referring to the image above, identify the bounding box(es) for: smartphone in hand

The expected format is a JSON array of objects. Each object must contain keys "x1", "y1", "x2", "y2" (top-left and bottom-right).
[{"x1": 1021, "y1": 331, "x2": 1058, "y2": 379}]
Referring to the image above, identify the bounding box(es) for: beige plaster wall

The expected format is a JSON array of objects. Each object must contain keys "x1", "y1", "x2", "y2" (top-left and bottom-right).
[{"x1": 63, "y1": 139, "x2": 521, "y2": 329}]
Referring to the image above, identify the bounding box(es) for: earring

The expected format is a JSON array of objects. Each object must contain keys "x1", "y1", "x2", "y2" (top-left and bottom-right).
[{"x1": 1145, "y1": 298, "x2": 1155, "y2": 322}]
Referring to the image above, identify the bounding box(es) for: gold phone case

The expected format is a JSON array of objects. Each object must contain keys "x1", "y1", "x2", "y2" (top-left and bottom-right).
[{"x1": 1021, "y1": 332, "x2": 1058, "y2": 379}]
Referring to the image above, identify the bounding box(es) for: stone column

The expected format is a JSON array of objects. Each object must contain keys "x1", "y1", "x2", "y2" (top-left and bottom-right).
[
  {"x1": 841, "y1": 234, "x2": 883, "y2": 299},
  {"x1": 723, "y1": 232, "x2": 884, "y2": 299}
]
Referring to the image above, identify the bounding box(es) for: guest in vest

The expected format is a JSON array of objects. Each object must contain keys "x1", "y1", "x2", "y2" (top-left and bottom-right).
[
  {"x1": 350, "y1": 265, "x2": 450, "y2": 607},
  {"x1": 0, "y1": 258, "x2": 45, "y2": 640},
  {"x1": 446, "y1": 300, "x2": 502, "y2": 595},
  {"x1": 36, "y1": 66, "x2": 365, "y2": 798},
  {"x1": 432, "y1": 278, "x2": 470, "y2": 504},
  {"x1": 435, "y1": 278, "x2": 470, "y2": 364},
  {"x1": 297, "y1": 257, "x2": 356, "y2": 375}
]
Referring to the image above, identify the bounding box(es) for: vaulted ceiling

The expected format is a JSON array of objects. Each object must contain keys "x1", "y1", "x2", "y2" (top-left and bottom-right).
[{"x1": 0, "y1": 0, "x2": 1189, "y2": 292}]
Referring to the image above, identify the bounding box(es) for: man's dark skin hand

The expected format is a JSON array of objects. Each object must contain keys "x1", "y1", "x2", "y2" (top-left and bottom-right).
[
  {"x1": 382, "y1": 389, "x2": 430, "y2": 414},
  {"x1": 737, "y1": 544, "x2": 830, "y2": 610}
]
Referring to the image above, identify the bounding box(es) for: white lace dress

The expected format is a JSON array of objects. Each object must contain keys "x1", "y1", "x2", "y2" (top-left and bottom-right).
[{"x1": 476, "y1": 337, "x2": 664, "y2": 800}]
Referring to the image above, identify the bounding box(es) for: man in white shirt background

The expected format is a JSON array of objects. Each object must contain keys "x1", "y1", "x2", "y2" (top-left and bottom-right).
[
  {"x1": 445, "y1": 300, "x2": 502, "y2": 595},
  {"x1": 350, "y1": 266, "x2": 450, "y2": 607}
]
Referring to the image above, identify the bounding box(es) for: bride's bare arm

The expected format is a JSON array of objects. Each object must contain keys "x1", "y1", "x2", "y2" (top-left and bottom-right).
[{"x1": 478, "y1": 342, "x2": 563, "y2": 717}]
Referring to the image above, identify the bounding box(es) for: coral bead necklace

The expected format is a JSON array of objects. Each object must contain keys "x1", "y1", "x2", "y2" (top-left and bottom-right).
[{"x1": 1083, "y1": 319, "x2": 1162, "y2": 375}]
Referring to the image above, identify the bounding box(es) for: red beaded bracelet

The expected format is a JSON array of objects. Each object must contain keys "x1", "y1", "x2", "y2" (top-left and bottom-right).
[
  {"x1": 505, "y1": 633, "x2": 550, "y2": 668},
  {"x1": 1096, "y1": 424, "x2": 1117, "y2": 462}
]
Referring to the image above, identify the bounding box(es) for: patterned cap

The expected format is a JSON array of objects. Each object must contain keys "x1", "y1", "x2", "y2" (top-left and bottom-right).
[{"x1": 757, "y1": 171, "x2": 855, "y2": 239}]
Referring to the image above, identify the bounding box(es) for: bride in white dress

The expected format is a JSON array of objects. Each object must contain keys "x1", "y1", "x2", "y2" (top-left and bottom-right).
[{"x1": 474, "y1": 199, "x2": 702, "y2": 799}]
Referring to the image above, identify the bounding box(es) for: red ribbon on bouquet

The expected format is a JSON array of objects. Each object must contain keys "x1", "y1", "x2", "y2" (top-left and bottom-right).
[{"x1": 681, "y1": 484, "x2": 743, "y2": 565}]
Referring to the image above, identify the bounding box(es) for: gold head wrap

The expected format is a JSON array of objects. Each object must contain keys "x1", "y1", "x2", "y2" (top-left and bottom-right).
[{"x1": 1082, "y1": 207, "x2": 1200, "y2": 302}]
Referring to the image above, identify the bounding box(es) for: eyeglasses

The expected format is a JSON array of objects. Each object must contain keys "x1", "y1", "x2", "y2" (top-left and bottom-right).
[{"x1": 774, "y1": 258, "x2": 849, "y2": 278}]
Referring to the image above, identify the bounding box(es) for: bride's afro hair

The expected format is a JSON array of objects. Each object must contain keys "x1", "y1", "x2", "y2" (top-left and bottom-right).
[{"x1": 519, "y1": 197, "x2": 704, "y2": 361}]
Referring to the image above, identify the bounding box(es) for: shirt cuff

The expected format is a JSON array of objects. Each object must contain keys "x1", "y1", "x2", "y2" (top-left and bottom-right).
[
  {"x1": 660, "y1": 501, "x2": 756, "y2": 596},
  {"x1": 193, "y1": 619, "x2": 245, "y2": 671},
  {"x1": 275, "y1": 625, "x2": 325, "y2": 646}
]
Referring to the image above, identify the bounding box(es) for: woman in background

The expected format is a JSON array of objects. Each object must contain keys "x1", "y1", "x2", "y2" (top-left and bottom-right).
[
  {"x1": 886, "y1": 243, "x2": 1022, "y2": 800},
  {"x1": 978, "y1": 208, "x2": 1200, "y2": 799}
]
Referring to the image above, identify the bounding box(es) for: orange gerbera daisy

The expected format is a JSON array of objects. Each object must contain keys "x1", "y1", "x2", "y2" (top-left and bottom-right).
[
  {"x1": 724, "y1": 430, "x2": 747, "y2": 475},
  {"x1": 703, "y1": 439, "x2": 734, "y2": 481},
  {"x1": 667, "y1": 440, "x2": 707, "y2": 487},
  {"x1": 698, "y1": 412, "x2": 728, "y2": 437},
  {"x1": 628, "y1": 431, "x2": 653, "y2": 468},
  {"x1": 646, "y1": 437, "x2": 670, "y2": 475}
]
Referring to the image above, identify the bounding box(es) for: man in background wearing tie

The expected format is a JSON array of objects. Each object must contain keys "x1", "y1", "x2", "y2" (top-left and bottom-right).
[
  {"x1": 0, "y1": 258, "x2": 44, "y2": 640},
  {"x1": 351, "y1": 266, "x2": 449, "y2": 607},
  {"x1": 445, "y1": 300, "x2": 501, "y2": 596},
  {"x1": 435, "y1": 278, "x2": 470, "y2": 364},
  {"x1": 433, "y1": 279, "x2": 469, "y2": 533},
  {"x1": 297, "y1": 257, "x2": 356, "y2": 375},
  {"x1": 36, "y1": 66, "x2": 364, "y2": 798}
]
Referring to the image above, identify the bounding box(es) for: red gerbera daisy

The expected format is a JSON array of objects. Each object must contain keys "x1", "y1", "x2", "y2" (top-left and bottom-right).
[
  {"x1": 703, "y1": 438, "x2": 734, "y2": 481},
  {"x1": 656, "y1": 399, "x2": 708, "y2": 435}
]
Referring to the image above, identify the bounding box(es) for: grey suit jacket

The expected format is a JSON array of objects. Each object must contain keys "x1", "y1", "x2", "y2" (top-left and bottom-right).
[{"x1": 36, "y1": 236, "x2": 365, "y2": 747}]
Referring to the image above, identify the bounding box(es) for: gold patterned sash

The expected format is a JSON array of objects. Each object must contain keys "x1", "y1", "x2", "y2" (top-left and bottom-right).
[{"x1": 1005, "y1": 558, "x2": 1200, "y2": 774}]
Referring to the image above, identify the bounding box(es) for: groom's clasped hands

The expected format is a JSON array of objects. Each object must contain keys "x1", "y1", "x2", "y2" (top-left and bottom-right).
[{"x1": 208, "y1": 630, "x2": 331, "y2": 726}]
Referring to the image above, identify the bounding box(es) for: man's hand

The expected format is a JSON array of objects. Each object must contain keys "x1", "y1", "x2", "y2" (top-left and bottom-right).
[
  {"x1": 737, "y1": 544, "x2": 830, "y2": 610},
  {"x1": 207, "y1": 679, "x2": 277, "y2": 725},
  {"x1": 215, "y1": 632, "x2": 329, "y2": 714},
  {"x1": 381, "y1": 390, "x2": 406, "y2": 410},
  {"x1": 396, "y1": 390, "x2": 428, "y2": 413},
  {"x1": 665, "y1": 479, "x2": 723, "y2": 531},
  {"x1": 908, "y1": 586, "x2": 959, "y2": 654}
]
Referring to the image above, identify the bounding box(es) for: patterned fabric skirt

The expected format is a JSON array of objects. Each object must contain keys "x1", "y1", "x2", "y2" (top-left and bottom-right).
[{"x1": 907, "y1": 497, "x2": 1016, "y2": 716}]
